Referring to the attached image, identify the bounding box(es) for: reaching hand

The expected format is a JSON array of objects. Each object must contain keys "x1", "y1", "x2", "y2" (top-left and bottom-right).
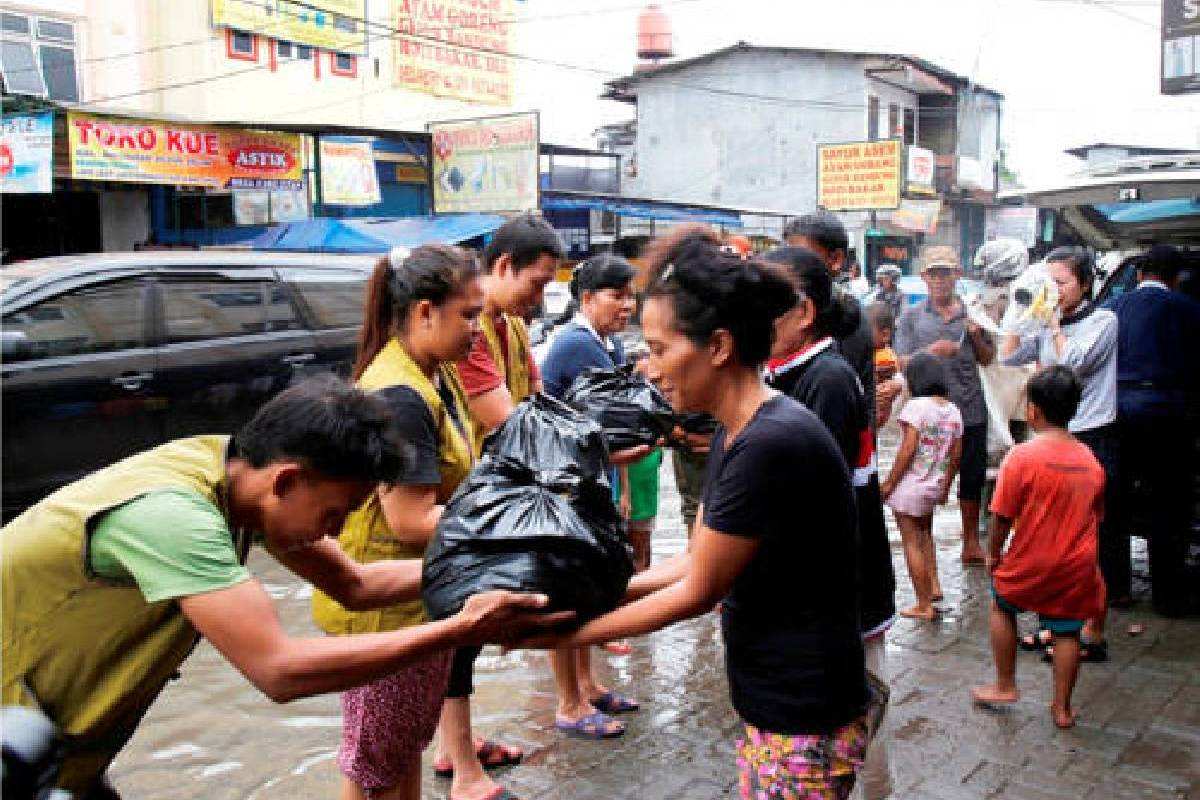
[
  {"x1": 454, "y1": 591, "x2": 576, "y2": 646},
  {"x1": 610, "y1": 444, "x2": 655, "y2": 466}
]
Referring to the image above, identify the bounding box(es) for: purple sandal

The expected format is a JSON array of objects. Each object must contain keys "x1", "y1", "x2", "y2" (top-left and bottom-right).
[
  {"x1": 590, "y1": 691, "x2": 640, "y2": 715},
  {"x1": 555, "y1": 711, "x2": 625, "y2": 739}
]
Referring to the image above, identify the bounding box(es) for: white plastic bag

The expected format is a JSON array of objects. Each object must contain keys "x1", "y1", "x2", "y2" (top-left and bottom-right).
[{"x1": 1000, "y1": 262, "x2": 1058, "y2": 336}]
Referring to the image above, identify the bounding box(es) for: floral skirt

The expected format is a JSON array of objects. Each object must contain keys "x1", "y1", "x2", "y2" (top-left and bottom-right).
[
  {"x1": 735, "y1": 716, "x2": 869, "y2": 800},
  {"x1": 337, "y1": 651, "x2": 452, "y2": 791}
]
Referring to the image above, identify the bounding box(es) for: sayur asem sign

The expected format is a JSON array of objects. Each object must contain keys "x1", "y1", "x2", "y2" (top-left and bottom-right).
[
  {"x1": 69, "y1": 113, "x2": 304, "y2": 190},
  {"x1": 395, "y1": 0, "x2": 515, "y2": 105},
  {"x1": 429, "y1": 112, "x2": 538, "y2": 214},
  {"x1": 817, "y1": 139, "x2": 902, "y2": 211},
  {"x1": 210, "y1": 0, "x2": 367, "y2": 54}
]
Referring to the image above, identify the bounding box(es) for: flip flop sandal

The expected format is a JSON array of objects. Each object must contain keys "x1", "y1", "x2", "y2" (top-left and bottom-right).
[
  {"x1": 590, "y1": 691, "x2": 640, "y2": 715},
  {"x1": 555, "y1": 711, "x2": 625, "y2": 740},
  {"x1": 1019, "y1": 628, "x2": 1053, "y2": 652},
  {"x1": 600, "y1": 640, "x2": 634, "y2": 656},
  {"x1": 433, "y1": 740, "x2": 524, "y2": 778},
  {"x1": 453, "y1": 788, "x2": 522, "y2": 800}
]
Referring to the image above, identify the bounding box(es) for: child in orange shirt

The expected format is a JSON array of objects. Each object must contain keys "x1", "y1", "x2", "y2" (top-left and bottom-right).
[
  {"x1": 868, "y1": 302, "x2": 899, "y2": 424},
  {"x1": 972, "y1": 366, "x2": 1106, "y2": 729}
]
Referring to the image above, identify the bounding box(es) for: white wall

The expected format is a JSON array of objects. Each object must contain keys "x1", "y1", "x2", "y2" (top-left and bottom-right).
[
  {"x1": 866, "y1": 77, "x2": 918, "y2": 142},
  {"x1": 630, "y1": 49, "x2": 868, "y2": 214}
]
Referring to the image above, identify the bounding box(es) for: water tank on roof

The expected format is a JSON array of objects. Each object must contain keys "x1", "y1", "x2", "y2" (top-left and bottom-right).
[{"x1": 637, "y1": 4, "x2": 673, "y2": 61}]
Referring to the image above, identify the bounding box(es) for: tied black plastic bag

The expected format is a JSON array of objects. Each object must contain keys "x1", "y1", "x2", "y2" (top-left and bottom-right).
[
  {"x1": 422, "y1": 394, "x2": 634, "y2": 622},
  {"x1": 562, "y1": 364, "x2": 676, "y2": 451}
]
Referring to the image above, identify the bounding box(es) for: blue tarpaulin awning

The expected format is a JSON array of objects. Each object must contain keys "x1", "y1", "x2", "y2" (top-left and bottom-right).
[
  {"x1": 541, "y1": 193, "x2": 743, "y2": 227},
  {"x1": 1093, "y1": 198, "x2": 1200, "y2": 223},
  {"x1": 249, "y1": 214, "x2": 506, "y2": 252}
]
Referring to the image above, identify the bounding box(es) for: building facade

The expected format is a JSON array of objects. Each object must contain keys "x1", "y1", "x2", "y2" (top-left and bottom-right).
[{"x1": 599, "y1": 44, "x2": 1005, "y2": 272}]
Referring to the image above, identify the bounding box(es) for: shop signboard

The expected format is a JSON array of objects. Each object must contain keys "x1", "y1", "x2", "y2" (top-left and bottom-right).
[
  {"x1": 1162, "y1": 0, "x2": 1200, "y2": 94},
  {"x1": 985, "y1": 206, "x2": 1039, "y2": 248},
  {"x1": 429, "y1": 112, "x2": 538, "y2": 214},
  {"x1": 884, "y1": 197, "x2": 942, "y2": 234},
  {"x1": 68, "y1": 113, "x2": 304, "y2": 190},
  {"x1": 319, "y1": 137, "x2": 381, "y2": 206},
  {"x1": 905, "y1": 145, "x2": 936, "y2": 196},
  {"x1": 394, "y1": 0, "x2": 515, "y2": 105},
  {"x1": 210, "y1": 0, "x2": 367, "y2": 54},
  {"x1": 0, "y1": 112, "x2": 53, "y2": 194},
  {"x1": 816, "y1": 139, "x2": 902, "y2": 211}
]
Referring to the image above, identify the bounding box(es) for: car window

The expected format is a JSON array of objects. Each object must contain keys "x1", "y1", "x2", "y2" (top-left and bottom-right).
[
  {"x1": 160, "y1": 279, "x2": 303, "y2": 343},
  {"x1": 280, "y1": 269, "x2": 367, "y2": 330},
  {"x1": 2, "y1": 279, "x2": 146, "y2": 361}
]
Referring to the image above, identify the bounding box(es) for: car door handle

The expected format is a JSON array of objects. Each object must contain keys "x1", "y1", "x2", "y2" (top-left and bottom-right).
[
  {"x1": 112, "y1": 372, "x2": 153, "y2": 391},
  {"x1": 281, "y1": 352, "x2": 316, "y2": 366}
]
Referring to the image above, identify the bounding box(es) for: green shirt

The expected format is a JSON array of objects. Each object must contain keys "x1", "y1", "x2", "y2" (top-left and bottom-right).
[{"x1": 89, "y1": 490, "x2": 251, "y2": 603}]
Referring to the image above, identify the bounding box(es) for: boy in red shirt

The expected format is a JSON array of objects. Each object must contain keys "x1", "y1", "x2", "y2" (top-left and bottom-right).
[{"x1": 972, "y1": 365, "x2": 1106, "y2": 729}]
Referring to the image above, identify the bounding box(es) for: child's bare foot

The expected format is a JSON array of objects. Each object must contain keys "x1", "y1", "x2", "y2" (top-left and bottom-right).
[
  {"x1": 931, "y1": 589, "x2": 945, "y2": 602},
  {"x1": 1051, "y1": 703, "x2": 1076, "y2": 729},
  {"x1": 900, "y1": 604, "x2": 938, "y2": 621},
  {"x1": 972, "y1": 684, "x2": 1020, "y2": 706}
]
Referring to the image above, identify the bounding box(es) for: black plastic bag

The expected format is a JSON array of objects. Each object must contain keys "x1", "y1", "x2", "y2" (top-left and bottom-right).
[
  {"x1": 562, "y1": 364, "x2": 676, "y2": 451},
  {"x1": 423, "y1": 395, "x2": 634, "y2": 622}
]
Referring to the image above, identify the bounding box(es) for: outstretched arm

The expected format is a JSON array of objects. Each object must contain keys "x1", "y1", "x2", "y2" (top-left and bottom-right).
[{"x1": 181, "y1": 582, "x2": 570, "y2": 703}]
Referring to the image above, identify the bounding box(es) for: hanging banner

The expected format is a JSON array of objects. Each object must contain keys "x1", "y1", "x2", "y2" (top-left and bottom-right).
[
  {"x1": 905, "y1": 145, "x2": 936, "y2": 196},
  {"x1": 210, "y1": 0, "x2": 367, "y2": 55},
  {"x1": 883, "y1": 197, "x2": 942, "y2": 234},
  {"x1": 319, "y1": 137, "x2": 381, "y2": 206},
  {"x1": 0, "y1": 112, "x2": 53, "y2": 194},
  {"x1": 394, "y1": 0, "x2": 516, "y2": 105},
  {"x1": 985, "y1": 207, "x2": 1039, "y2": 248},
  {"x1": 817, "y1": 139, "x2": 902, "y2": 211},
  {"x1": 68, "y1": 113, "x2": 304, "y2": 190},
  {"x1": 429, "y1": 112, "x2": 538, "y2": 214}
]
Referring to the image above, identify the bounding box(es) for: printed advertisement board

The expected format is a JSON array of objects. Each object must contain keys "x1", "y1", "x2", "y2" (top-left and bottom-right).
[
  {"x1": 395, "y1": 0, "x2": 515, "y2": 105},
  {"x1": 429, "y1": 112, "x2": 538, "y2": 214},
  {"x1": 211, "y1": 0, "x2": 367, "y2": 54},
  {"x1": 68, "y1": 113, "x2": 305, "y2": 190},
  {"x1": 0, "y1": 112, "x2": 53, "y2": 194},
  {"x1": 319, "y1": 137, "x2": 381, "y2": 206},
  {"x1": 817, "y1": 139, "x2": 902, "y2": 211},
  {"x1": 906, "y1": 145, "x2": 936, "y2": 196}
]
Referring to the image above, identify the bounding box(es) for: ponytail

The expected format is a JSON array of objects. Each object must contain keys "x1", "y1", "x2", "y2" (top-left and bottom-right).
[
  {"x1": 352, "y1": 244, "x2": 480, "y2": 381},
  {"x1": 354, "y1": 257, "x2": 398, "y2": 381}
]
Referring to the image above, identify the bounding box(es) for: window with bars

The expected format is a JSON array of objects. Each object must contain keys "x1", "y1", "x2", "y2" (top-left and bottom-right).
[{"x1": 0, "y1": 11, "x2": 79, "y2": 101}]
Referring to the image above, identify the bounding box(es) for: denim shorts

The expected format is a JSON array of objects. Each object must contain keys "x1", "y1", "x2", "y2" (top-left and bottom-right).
[{"x1": 990, "y1": 584, "x2": 1084, "y2": 636}]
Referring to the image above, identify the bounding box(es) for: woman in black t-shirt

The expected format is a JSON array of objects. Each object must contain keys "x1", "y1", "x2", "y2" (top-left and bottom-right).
[{"x1": 531, "y1": 226, "x2": 871, "y2": 799}]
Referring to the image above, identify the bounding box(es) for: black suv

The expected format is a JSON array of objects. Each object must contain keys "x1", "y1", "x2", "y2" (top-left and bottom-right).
[{"x1": 2, "y1": 251, "x2": 375, "y2": 520}]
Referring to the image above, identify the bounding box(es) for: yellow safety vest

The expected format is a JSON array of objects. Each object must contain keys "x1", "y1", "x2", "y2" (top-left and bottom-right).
[
  {"x1": 473, "y1": 311, "x2": 534, "y2": 454},
  {"x1": 1, "y1": 436, "x2": 247, "y2": 796},
  {"x1": 312, "y1": 338, "x2": 475, "y2": 634}
]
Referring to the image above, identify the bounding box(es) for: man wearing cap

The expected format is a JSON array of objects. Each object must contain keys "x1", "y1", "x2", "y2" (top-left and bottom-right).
[{"x1": 881, "y1": 245, "x2": 996, "y2": 564}]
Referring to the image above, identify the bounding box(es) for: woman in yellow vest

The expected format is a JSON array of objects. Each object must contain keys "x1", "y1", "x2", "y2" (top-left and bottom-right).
[{"x1": 311, "y1": 244, "x2": 483, "y2": 800}]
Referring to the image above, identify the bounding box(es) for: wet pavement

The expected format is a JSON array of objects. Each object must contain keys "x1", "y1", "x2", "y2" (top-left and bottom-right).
[{"x1": 110, "y1": 424, "x2": 1200, "y2": 799}]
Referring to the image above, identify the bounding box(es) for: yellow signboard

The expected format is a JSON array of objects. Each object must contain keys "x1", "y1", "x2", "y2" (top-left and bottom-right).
[
  {"x1": 211, "y1": 0, "x2": 366, "y2": 55},
  {"x1": 430, "y1": 112, "x2": 538, "y2": 213},
  {"x1": 68, "y1": 113, "x2": 304, "y2": 190},
  {"x1": 817, "y1": 139, "x2": 902, "y2": 211},
  {"x1": 394, "y1": 0, "x2": 515, "y2": 105}
]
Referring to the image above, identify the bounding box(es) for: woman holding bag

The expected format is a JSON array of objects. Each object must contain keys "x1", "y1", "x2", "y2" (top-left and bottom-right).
[{"x1": 311, "y1": 245, "x2": 493, "y2": 800}]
